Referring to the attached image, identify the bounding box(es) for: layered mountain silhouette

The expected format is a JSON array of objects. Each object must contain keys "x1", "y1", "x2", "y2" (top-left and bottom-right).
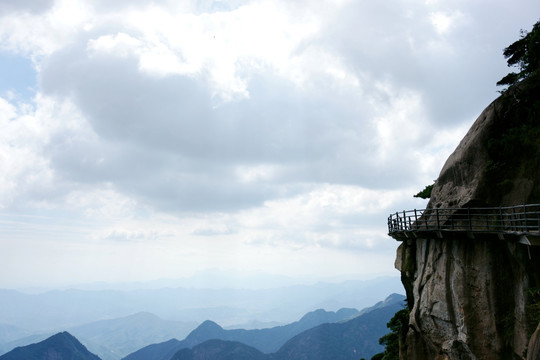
[
  {"x1": 123, "y1": 306, "x2": 361, "y2": 360},
  {"x1": 271, "y1": 299, "x2": 402, "y2": 360},
  {"x1": 125, "y1": 294, "x2": 404, "y2": 360},
  {"x1": 70, "y1": 312, "x2": 196, "y2": 360},
  {"x1": 0, "y1": 331, "x2": 101, "y2": 360},
  {"x1": 171, "y1": 340, "x2": 266, "y2": 360},
  {"x1": 0, "y1": 312, "x2": 197, "y2": 360},
  {"x1": 0, "y1": 293, "x2": 404, "y2": 360}
]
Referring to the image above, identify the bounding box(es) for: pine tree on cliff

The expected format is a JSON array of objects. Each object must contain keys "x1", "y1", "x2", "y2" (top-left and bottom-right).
[
  {"x1": 481, "y1": 19, "x2": 540, "y2": 203},
  {"x1": 497, "y1": 19, "x2": 540, "y2": 89},
  {"x1": 370, "y1": 306, "x2": 409, "y2": 360}
]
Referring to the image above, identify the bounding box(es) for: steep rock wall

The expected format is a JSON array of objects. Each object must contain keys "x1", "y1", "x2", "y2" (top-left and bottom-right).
[
  {"x1": 395, "y1": 89, "x2": 540, "y2": 359},
  {"x1": 429, "y1": 95, "x2": 540, "y2": 210},
  {"x1": 396, "y1": 237, "x2": 540, "y2": 360}
]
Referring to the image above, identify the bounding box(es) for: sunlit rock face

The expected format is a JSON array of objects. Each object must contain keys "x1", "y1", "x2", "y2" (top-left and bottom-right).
[{"x1": 395, "y1": 91, "x2": 540, "y2": 360}]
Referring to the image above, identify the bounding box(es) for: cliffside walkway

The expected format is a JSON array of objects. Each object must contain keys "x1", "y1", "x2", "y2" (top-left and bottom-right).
[{"x1": 388, "y1": 204, "x2": 540, "y2": 245}]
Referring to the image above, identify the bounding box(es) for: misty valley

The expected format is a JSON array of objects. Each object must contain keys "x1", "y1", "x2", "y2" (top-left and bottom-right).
[{"x1": 0, "y1": 276, "x2": 404, "y2": 360}]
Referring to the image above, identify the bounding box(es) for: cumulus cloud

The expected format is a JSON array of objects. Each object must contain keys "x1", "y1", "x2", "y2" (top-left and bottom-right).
[
  {"x1": 1, "y1": 0, "x2": 540, "y2": 285},
  {"x1": 0, "y1": 0, "x2": 54, "y2": 15}
]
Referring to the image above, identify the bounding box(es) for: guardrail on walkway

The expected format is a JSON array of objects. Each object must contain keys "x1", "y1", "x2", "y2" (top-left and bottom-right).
[{"x1": 388, "y1": 204, "x2": 540, "y2": 236}]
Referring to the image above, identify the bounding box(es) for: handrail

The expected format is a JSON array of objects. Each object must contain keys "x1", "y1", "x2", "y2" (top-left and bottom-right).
[{"x1": 388, "y1": 204, "x2": 540, "y2": 236}]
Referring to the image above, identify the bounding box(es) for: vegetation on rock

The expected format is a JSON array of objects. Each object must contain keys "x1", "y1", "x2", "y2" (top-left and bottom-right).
[
  {"x1": 482, "y1": 19, "x2": 540, "y2": 204},
  {"x1": 497, "y1": 20, "x2": 540, "y2": 89},
  {"x1": 370, "y1": 304, "x2": 409, "y2": 360},
  {"x1": 413, "y1": 184, "x2": 433, "y2": 199}
]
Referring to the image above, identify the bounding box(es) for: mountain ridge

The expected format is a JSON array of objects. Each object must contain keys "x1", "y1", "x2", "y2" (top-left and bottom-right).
[
  {"x1": 166, "y1": 295, "x2": 405, "y2": 360},
  {"x1": 0, "y1": 331, "x2": 101, "y2": 360},
  {"x1": 122, "y1": 305, "x2": 364, "y2": 360},
  {"x1": 124, "y1": 293, "x2": 405, "y2": 360}
]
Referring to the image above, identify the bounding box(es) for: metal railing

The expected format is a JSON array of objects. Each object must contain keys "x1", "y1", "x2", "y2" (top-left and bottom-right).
[{"x1": 388, "y1": 204, "x2": 540, "y2": 236}]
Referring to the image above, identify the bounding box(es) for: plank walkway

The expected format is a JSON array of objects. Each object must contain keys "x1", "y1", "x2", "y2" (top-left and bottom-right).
[{"x1": 388, "y1": 204, "x2": 540, "y2": 245}]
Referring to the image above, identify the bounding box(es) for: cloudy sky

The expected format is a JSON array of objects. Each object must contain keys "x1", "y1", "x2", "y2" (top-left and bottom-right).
[{"x1": 0, "y1": 0, "x2": 538, "y2": 289}]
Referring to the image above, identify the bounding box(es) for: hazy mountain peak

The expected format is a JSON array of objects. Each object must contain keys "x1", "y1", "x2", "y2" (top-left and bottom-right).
[
  {"x1": 383, "y1": 293, "x2": 406, "y2": 304},
  {"x1": 196, "y1": 320, "x2": 223, "y2": 332},
  {"x1": 0, "y1": 331, "x2": 101, "y2": 360},
  {"x1": 185, "y1": 320, "x2": 225, "y2": 344},
  {"x1": 335, "y1": 308, "x2": 360, "y2": 320},
  {"x1": 298, "y1": 309, "x2": 330, "y2": 323},
  {"x1": 298, "y1": 307, "x2": 360, "y2": 326}
]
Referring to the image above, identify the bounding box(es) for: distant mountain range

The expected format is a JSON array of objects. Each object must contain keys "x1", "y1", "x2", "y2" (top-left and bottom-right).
[
  {"x1": 123, "y1": 306, "x2": 361, "y2": 360},
  {"x1": 157, "y1": 294, "x2": 404, "y2": 360},
  {"x1": 125, "y1": 294, "x2": 405, "y2": 360},
  {"x1": 0, "y1": 294, "x2": 405, "y2": 360},
  {"x1": 0, "y1": 332, "x2": 101, "y2": 360},
  {"x1": 0, "y1": 277, "x2": 403, "y2": 330},
  {"x1": 0, "y1": 312, "x2": 197, "y2": 360},
  {"x1": 171, "y1": 339, "x2": 265, "y2": 360},
  {"x1": 70, "y1": 312, "x2": 197, "y2": 360},
  {"x1": 270, "y1": 295, "x2": 403, "y2": 360},
  {"x1": 0, "y1": 277, "x2": 404, "y2": 360}
]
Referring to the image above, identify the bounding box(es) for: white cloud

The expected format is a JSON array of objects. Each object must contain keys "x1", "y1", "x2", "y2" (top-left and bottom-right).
[
  {"x1": 87, "y1": 33, "x2": 143, "y2": 59},
  {"x1": 235, "y1": 164, "x2": 280, "y2": 184},
  {"x1": 0, "y1": 96, "x2": 55, "y2": 209},
  {"x1": 429, "y1": 11, "x2": 464, "y2": 35},
  {"x1": 1, "y1": 0, "x2": 540, "y2": 286}
]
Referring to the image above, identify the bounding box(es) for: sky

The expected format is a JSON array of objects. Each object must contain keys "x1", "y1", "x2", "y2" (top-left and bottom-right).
[{"x1": 0, "y1": 0, "x2": 539, "y2": 289}]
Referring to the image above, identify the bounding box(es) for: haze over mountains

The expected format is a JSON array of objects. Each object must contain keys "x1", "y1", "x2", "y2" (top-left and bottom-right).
[
  {"x1": 171, "y1": 296, "x2": 404, "y2": 360},
  {"x1": 123, "y1": 307, "x2": 360, "y2": 360},
  {"x1": 0, "y1": 294, "x2": 405, "y2": 360},
  {"x1": 0, "y1": 312, "x2": 197, "y2": 359},
  {"x1": 0, "y1": 275, "x2": 402, "y2": 330},
  {"x1": 0, "y1": 275, "x2": 404, "y2": 360}
]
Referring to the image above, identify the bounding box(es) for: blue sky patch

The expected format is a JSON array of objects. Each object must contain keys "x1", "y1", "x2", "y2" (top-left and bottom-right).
[{"x1": 0, "y1": 51, "x2": 36, "y2": 100}]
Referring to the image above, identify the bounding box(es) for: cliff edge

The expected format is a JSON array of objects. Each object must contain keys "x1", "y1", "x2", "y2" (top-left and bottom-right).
[{"x1": 394, "y1": 72, "x2": 540, "y2": 359}]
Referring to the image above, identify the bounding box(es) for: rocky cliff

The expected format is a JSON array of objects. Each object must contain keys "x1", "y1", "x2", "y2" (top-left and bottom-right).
[{"x1": 394, "y1": 80, "x2": 540, "y2": 360}]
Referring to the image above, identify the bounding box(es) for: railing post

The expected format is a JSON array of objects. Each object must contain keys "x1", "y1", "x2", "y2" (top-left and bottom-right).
[
  {"x1": 403, "y1": 211, "x2": 407, "y2": 231},
  {"x1": 414, "y1": 209, "x2": 418, "y2": 230},
  {"x1": 436, "y1": 208, "x2": 440, "y2": 229},
  {"x1": 523, "y1": 205, "x2": 527, "y2": 232},
  {"x1": 512, "y1": 207, "x2": 516, "y2": 231},
  {"x1": 499, "y1": 208, "x2": 503, "y2": 231},
  {"x1": 537, "y1": 209, "x2": 540, "y2": 233}
]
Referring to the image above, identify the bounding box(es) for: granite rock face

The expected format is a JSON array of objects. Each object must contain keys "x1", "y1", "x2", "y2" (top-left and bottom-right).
[
  {"x1": 396, "y1": 237, "x2": 540, "y2": 360},
  {"x1": 395, "y1": 93, "x2": 540, "y2": 360},
  {"x1": 429, "y1": 97, "x2": 540, "y2": 210}
]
